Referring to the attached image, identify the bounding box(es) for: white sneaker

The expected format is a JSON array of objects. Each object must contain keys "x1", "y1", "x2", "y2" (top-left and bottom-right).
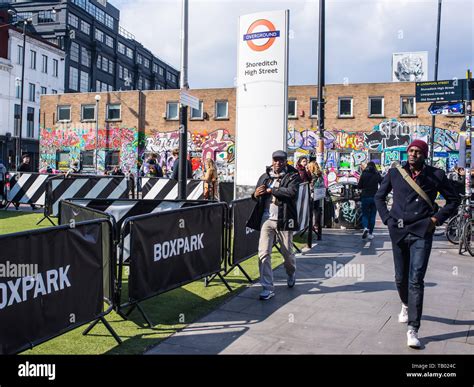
[
  {"x1": 368, "y1": 234, "x2": 374, "y2": 240},
  {"x1": 362, "y1": 228, "x2": 369, "y2": 239},
  {"x1": 407, "y1": 329, "x2": 421, "y2": 348},
  {"x1": 398, "y1": 304, "x2": 408, "y2": 323},
  {"x1": 259, "y1": 289, "x2": 275, "y2": 301}
]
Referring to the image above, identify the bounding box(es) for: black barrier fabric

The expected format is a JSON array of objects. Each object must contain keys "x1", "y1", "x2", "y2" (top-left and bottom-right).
[
  {"x1": 59, "y1": 201, "x2": 113, "y2": 300},
  {"x1": 0, "y1": 222, "x2": 106, "y2": 354},
  {"x1": 219, "y1": 182, "x2": 234, "y2": 204},
  {"x1": 231, "y1": 198, "x2": 260, "y2": 266},
  {"x1": 128, "y1": 203, "x2": 224, "y2": 301}
]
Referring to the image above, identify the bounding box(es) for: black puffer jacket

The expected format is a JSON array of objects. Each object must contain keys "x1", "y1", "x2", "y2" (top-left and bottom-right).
[
  {"x1": 357, "y1": 166, "x2": 382, "y2": 197},
  {"x1": 246, "y1": 165, "x2": 302, "y2": 231}
]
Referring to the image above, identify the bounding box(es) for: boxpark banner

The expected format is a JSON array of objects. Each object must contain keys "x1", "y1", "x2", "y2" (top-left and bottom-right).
[
  {"x1": 128, "y1": 203, "x2": 225, "y2": 301},
  {"x1": 0, "y1": 221, "x2": 106, "y2": 354},
  {"x1": 231, "y1": 198, "x2": 260, "y2": 266}
]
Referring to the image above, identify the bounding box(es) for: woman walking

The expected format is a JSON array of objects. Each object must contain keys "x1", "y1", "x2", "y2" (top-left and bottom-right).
[{"x1": 203, "y1": 158, "x2": 218, "y2": 200}]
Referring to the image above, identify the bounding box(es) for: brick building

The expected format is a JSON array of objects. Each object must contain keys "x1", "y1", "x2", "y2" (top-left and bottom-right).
[{"x1": 39, "y1": 82, "x2": 465, "y2": 180}]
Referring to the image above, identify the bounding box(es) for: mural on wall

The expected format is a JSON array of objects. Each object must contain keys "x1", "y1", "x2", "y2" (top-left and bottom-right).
[
  {"x1": 286, "y1": 118, "x2": 463, "y2": 172},
  {"x1": 40, "y1": 124, "x2": 139, "y2": 174},
  {"x1": 144, "y1": 128, "x2": 235, "y2": 181}
]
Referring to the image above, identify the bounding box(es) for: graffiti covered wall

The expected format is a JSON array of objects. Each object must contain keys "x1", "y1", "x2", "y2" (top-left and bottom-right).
[{"x1": 40, "y1": 124, "x2": 139, "y2": 173}]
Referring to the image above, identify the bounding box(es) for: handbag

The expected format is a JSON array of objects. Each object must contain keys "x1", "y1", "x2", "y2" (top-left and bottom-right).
[
  {"x1": 313, "y1": 187, "x2": 327, "y2": 201},
  {"x1": 395, "y1": 165, "x2": 434, "y2": 211}
]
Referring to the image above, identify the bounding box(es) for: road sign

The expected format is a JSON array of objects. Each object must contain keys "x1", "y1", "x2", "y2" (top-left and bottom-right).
[
  {"x1": 180, "y1": 91, "x2": 200, "y2": 110},
  {"x1": 416, "y1": 79, "x2": 466, "y2": 103},
  {"x1": 428, "y1": 101, "x2": 464, "y2": 115}
]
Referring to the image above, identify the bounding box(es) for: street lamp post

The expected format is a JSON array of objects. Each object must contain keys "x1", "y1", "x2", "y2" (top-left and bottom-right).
[
  {"x1": 8, "y1": 10, "x2": 31, "y2": 171},
  {"x1": 95, "y1": 94, "x2": 101, "y2": 174}
]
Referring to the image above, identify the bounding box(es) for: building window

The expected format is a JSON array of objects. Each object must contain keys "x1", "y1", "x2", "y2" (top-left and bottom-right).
[
  {"x1": 401, "y1": 96, "x2": 416, "y2": 116},
  {"x1": 166, "y1": 102, "x2": 179, "y2": 120},
  {"x1": 80, "y1": 20, "x2": 91, "y2": 35},
  {"x1": 95, "y1": 28, "x2": 104, "y2": 42},
  {"x1": 105, "y1": 35, "x2": 114, "y2": 48},
  {"x1": 288, "y1": 99, "x2": 297, "y2": 118},
  {"x1": 38, "y1": 10, "x2": 55, "y2": 24},
  {"x1": 80, "y1": 71, "x2": 89, "y2": 92},
  {"x1": 27, "y1": 107, "x2": 34, "y2": 138},
  {"x1": 81, "y1": 47, "x2": 91, "y2": 67},
  {"x1": 53, "y1": 59, "x2": 59, "y2": 77},
  {"x1": 126, "y1": 47, "x2": 133, "y2": 59},
  {"x1": 15, "y1": 81, "x2": 21, "y2": 99},
  {"x1": 338, "y1": 97, "x2": 353, "y2": 117},
  {"x1": 69, "y1": 67, "x2": 79, "y2": 91},
  {"x1": 166, "y1": 72, "x2": 171, "y2": 81},
  {"x1": 215, "y1": 100, "x2": 228, "y2": 119},
  {"x1": 191, "y1": 101, "x2": 204, "y2": 120},
  {"x1": 81, "y1": 104, "x2": 95, "y2": 121},
  {"x1": 52, "y1": 89, "x2": 58, "y2": 94},
  {"x1": 143, "y1": 58, "x2": 150, "y2": 69},
  {"x1": 137, "y1": 54, "x2": 143, "y2": 65},
  {"x1": 68, "y1": 13, "x2": 79, "y2": 28},
  {"x1": 41, "y1": 86, "x2": 47, "y2": 95},
  {"x1": 96, "y1": 80, "x2": 111, "y2": 92},
  {"x1": 172, "y1": 74, "x2": 177, "y2": 83},
  {"x1": 14, "y1": 104, "x2": 21, "y2": 137},
  {"x1": 70, "y1": 42, "x2": 80, "y2": 62},
  {"x1": 57, "y1": 105, "x2": 71, "y2": 122},
  {"x1": 152, "y1": 63, "x2": 158, "y2": 73},
  {"x1": 310, "y1": 98, "x2": 318, "y2": 118},
  {"x1": 118, "y1": 42, "x2": 125, "y2": 55},
  {"x1": 17, "y1": 45, "x2": 23, "y2": 65},
  {"x1": 29, "y1": 83, "x2": 35, "y2": 102},
  {"x1": 42, "y1": 55, "x2": 48, "y2": 73},
  {"x1": 30, "y1": 50, "x2": 36, "y2": 70},
  {"x1": 159, "y1": 66, "x2": 164, "y2": 76},
  {"x1": 107, "y1": 104, "x2": 121, "y2": 120},
  {"x1": 369, "y1": 97, "x2": 384, "y2": 117}
]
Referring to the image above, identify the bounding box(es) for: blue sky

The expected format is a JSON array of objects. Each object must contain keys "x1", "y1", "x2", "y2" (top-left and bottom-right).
[{"x1": 112, "y1": 0, "x2": 473, "y2": 88}]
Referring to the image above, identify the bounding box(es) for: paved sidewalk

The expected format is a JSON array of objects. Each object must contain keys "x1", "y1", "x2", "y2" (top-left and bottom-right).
[{"x1": 147, "y1": 227, "x2": 473, "y2": 354}]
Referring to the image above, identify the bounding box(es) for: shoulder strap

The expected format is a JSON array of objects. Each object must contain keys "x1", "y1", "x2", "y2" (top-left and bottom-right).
[{"x1": 395, "y1": 165, "x2": 434, "y2": 210}]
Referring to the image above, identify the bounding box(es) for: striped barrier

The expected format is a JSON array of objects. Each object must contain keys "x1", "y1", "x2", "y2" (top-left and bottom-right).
[
  {"x1": 140, "y1": 178, "x2": 204, "y2": 200},
  {"x1": 6, "y1": 173, "x2": 51, "y2": 207},
  {"x1": 46, "y1": 175, "x2": 130, "y2": 217}
]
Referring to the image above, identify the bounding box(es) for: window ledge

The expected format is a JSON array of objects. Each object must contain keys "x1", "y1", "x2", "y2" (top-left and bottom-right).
[
  {"x1": 165, "y1": 118, "x2": 179, "y2": 121},
  {"x1": 57, "y1": 120, "x2": 71, "y2": 123},
  {"x1": 81, "y1": 120, "x2": 96, "y2": 123},
  {"x1": 369, "y1": 115, "x2": 385, "y2": 119},
  {"x1": 309, "y1": 115, "x2": 318, "y2": 119},
  {"x1": 214, "y1": 117, "x2": 229, "y2": 121},
  {"x1": 288, "y1": 116, "x2": 298, "y2": 120},
  {"x1": 190, "y1": 118, "x2": 204, "y2": 121},
  {"x1": 338, "y1": 116, "x2": 354, "y2": 119},
  {"x1": 400, "y1": 114, "x2": 418, "y2": 118},
  {"x1": 106, "y1": 119, "x2": 122, "y2": 122}
]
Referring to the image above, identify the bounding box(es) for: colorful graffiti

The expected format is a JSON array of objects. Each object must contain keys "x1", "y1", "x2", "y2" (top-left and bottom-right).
[
  {"x1": 40, "y1": 124, "x2": 139, "y2": 173},
  {"x1": 145, "y1": 128, "x2": 235, "y2": 181}
]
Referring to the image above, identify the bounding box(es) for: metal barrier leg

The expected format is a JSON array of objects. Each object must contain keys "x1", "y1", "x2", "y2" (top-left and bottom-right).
[
  {"x1": 237, "y1": 264, "x2": 253, "y2": 283},
  {"x1": 83, "y1": 317, "x2": 122, "y2": 345},
  {"x1": 216, "y1": 272, "x2": 232, "y2": 292},
  {"x1": 36, "y1": 215, "x2": 55, "y2": 226},
  {"x1": 136, "y1": 303, "x2": 154, "y2": 327}
]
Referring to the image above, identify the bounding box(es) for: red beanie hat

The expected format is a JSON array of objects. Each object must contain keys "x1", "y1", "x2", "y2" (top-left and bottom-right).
[{"x1": 407, "y1": 139, "x2": 429, "y2": 158}]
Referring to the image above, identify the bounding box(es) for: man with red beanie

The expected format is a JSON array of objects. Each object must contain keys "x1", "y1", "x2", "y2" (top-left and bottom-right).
[{"x1": 375, "y1": 139, "x2": 459, "y2": 349}]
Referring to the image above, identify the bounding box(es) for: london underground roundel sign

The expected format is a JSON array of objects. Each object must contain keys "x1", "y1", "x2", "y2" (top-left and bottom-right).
[{"x1": 243, "y1": 19, "x2": 280, "y2": 52}]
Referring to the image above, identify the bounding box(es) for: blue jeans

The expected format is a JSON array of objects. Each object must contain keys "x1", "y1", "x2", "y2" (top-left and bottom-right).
[
  {"x1": 392, "y1": 233, "x2": 433, "y2": 331},
  {"x1": 361, "y1": 196, "x2": 377, "y2": 233}
]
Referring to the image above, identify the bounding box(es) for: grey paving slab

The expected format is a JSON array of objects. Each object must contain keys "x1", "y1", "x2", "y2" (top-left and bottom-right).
[{"x1": 146, "y1": 227, "x2": 474, "y2": 355}]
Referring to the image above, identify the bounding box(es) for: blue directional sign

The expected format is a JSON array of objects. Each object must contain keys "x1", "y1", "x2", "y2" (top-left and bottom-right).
[{"x1": 428, "y1": 101, "x2": 464, "y2": 115}]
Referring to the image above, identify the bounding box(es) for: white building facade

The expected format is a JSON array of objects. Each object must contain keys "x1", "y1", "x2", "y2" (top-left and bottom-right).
[{"x1": 0, "y1": 27, "x2": 64, "y2": 169}]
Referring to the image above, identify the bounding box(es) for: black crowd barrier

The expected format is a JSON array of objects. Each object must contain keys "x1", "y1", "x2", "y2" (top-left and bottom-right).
[
  {"x1": 0, "y1": 219, "x2": 119, "y2": 354},
  {"x1": 5, "y1": 172, "x2": 52, "y2": 208},
  {"x1": 229, "y1": 198, "x2": 260, "y2": 268},
  {"x1": 219, "y1": 182, "x2": 234, "y2": 204},
  {"x1": 139, "y1": 177, "x2": 204, "y2": 200},
  {"x1": 121, "y1": 203, "x2": 226, "y2": 305}
]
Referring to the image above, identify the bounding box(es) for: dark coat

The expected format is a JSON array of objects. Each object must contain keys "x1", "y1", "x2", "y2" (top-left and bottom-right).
[
  {"x1": 18, "y1": 163, "x2": 32, "y2": 173},
  {"x1": 246, "y1": 165, "x2": 302, "y2": 231},
  {"x1": 171, "y1": 158, "x2": 193, "y2": 180},
  {"x1": 375, "y1": 163, "x2": 459, "y2": 243},
  {"x1": 357, "y1": 167, "x2": 382, "y2": 198}
]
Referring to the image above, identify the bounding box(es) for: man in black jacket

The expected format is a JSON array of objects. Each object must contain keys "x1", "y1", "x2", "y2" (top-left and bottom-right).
[
  {"x1": 247, "y1": 150, "x2": 302, "y2": 300},
  {"x1": 375, "y1": 140, "x2": 459, "y2": 348},
  {"x1": 357, "y1": 161, "x2": 382, "y2": 240}
]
